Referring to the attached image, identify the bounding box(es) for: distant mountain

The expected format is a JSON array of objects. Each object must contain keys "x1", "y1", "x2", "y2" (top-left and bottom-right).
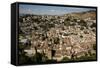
[{"x1": 64, "y1": 10, "x2": 96, "y2": 20}]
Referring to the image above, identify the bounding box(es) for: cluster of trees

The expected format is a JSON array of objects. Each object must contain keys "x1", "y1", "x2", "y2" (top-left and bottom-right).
[
  {"x1": 18, "y1": 49, "x2": 57, "y2": 64},
  {"x1": 18, "y1": 45, "x2": 49, "y2": 65},
  {"x1": 61, "y1": 43, "x2": 96, "y2": 62},
  {"x1": 61, "y1": 53, "x2": 96, "y2": 62}
]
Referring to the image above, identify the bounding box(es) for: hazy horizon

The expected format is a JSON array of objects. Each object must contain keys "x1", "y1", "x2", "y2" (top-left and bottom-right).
[{"x1": 19, "y1": 4, "x2": 96, "y2": 15}]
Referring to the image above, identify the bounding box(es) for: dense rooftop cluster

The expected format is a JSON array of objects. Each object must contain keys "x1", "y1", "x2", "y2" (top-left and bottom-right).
[{"x1": 18, "y1": 11, "x2": 96, "y2": 64}]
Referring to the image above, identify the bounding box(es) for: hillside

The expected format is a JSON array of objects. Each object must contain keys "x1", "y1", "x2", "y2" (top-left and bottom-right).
[
  {"x1": 18, "y1": 10, "x2": 96, "y2": 64},
  {"x1": 66, "y1": 10, "x2": 96, "y2": 19}
]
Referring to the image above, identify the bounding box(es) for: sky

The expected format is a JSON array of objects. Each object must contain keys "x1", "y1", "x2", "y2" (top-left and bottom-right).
[{"x1": 19, "y1": 4, "x2": 96, "y2": 15}]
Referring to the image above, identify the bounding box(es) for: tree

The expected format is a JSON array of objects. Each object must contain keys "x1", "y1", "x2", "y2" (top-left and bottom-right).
[
  {"x1": 47, "y1": 37, "x2": 56, "y2": 60},
  {"x1": 70, "y1": 45, "x2": 76, "y2": 60},
  {"x1": 91, "y1": 23, "x2": 96, "y2": 28},
  {"x1": 54, "y1": 37, "x2": 60, "y2": 44},
  {"x1": 79, "y1": 20, "x2": 87, "y2": 27},
  {"x1": 62, "y1": 57, "x2": 70, "y2": 62},
  {"x1": 93, "y1": 44, "x2": 96, "y2": 50}
]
